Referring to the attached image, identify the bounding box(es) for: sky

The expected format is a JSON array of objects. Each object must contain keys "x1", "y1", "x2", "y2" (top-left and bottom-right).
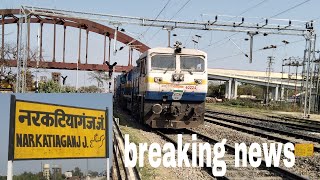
[
  {"x1": 0, "y1": 94, "x2": 113, "y2": 175},
  {"x1": 1, "y1": 0, "x2": 319, "y2": 88}
]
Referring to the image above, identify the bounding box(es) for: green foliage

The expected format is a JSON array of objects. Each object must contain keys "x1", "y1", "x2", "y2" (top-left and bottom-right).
[
  {"x1": 78, "y1": 85, "x2": 102, "y2": 93},
  {"x1": 38, "y1": 80, "x2": 103, "y2": 93},
  {"x1": 72, "y1": 167, "x2": 83, "y2": 177},
  {"x1": 39, "y1": 80, "x2": 62, "y2": 93},
  {"x1": 207, "y1": 82, "x2": 264, "y2": 99},
  {"x1": 207, "y1": 82, "x2": 225, "y2": 98},
  {"x1": 221, "y1": 99, "x2": 300, "y2": 112},
  {"x1": 88, "y1": 170, "x2": 99, "y2": 177},
  {"x1": 264, "y1": 101, "x2": 301, "y2": 112},
  {"x1": 237, "y1": 84, "x2": 264, "y2": 99},
  {"x1": 38, "y1": 80, "x2": 80, "y2": 93},
  {"x1": 62, "y1": 85, "x2": 77, "y2": 93},
  {"x1": 223, "y1": 99, "x2": 258, "y2": 108},
  {"x1": 11, "y1": 171, "x2": 45, "y2": 180}
]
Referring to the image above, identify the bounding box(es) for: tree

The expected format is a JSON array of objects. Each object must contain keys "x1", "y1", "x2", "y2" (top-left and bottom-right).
[
  {"x1": 88, "y1": 170, "x2": 99, "y2": 177},
  {"x1": 237, "y1": 84, "x2": 264, "y2": 99},
  {"x1": 72, "y1": 167, "x2": 83, "y2": 177},
  {"x1": 207, "y1": 82, "x2": 225, "y2": 98},
  {"x1": 89, "y1": 71, "x2": 110, "y2": 87},
  {"x1": 0, "y1": 42, "x2": 41, "y2": 92},
  {"x1": 12, "y1": 171, "x2": 44, "y2": 180}
]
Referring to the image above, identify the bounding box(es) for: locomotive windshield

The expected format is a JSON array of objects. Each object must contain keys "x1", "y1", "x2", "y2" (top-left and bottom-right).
[
  {"x1": 151, "y1": 55, "x2": 176, "y2": 70},
  {"x1": 180, "y1": 56, "x2": 205, "y2": 72}
]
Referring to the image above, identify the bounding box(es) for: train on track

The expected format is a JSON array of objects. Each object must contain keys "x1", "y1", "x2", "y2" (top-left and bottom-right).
[{"x1": 114, "y1": 42, "x2": 207, "y2": 129}]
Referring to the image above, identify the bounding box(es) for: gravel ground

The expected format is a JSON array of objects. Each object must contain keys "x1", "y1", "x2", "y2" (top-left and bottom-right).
[
  {"x1": 115, "y1": 106, "x2": 320, "y2": 179},
  {"x1": 115, "y1": 108, "x2": 214, "y2": 180},
  {"x1": 166, "y1": 133, "x2": 281, "y2": 179},
  {"x1": 193, "y1": 121, "x2": 320, "y2": 179}
]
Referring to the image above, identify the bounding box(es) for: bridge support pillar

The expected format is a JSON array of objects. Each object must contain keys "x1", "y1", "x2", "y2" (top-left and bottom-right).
[
  {"x1": 271, "y1": 85, "x2": 279, "y2": 101},
  {"x1": 231, "y1": 79, "x2": 238, "y2": 99},
  {"x1": 225, "y1": 79, "x2": 238, "y2": 99},
  {"x1": 225, "y1": 80, "x2": 231, "y2": 99},
  {"x1": 280, "y1": 86, "x2": 285, "y2": 100}
]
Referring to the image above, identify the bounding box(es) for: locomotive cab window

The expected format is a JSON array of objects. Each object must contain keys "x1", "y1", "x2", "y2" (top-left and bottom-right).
[
  {"x1": 151, "y1": 55, "x2": 176, "y2": 70},
  {"x1": 180, "y1": 56, "x2": 205, "y2": 72}
]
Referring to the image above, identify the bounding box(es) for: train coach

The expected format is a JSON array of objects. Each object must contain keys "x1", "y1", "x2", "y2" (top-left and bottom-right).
[{"x1": 115, "y1": 42, "x2": 207, "y2": 129}]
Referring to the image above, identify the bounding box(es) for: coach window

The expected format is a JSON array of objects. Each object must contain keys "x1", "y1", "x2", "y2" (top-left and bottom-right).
[{"x1": 180, "y1": 56, "x2": 205, "y2": 72}]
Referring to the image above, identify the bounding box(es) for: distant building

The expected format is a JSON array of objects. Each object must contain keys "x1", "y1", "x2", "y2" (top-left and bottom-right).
[
  {"x1": 52, "y1": 165, "x2": 62, "y2": 179},
  {"x1": 65, "y1": 171, "x2": 72, "y2": 178},
  {"x1": 43, "y1": 164, "x2": 50, "y2": 180},
  {"x1": 52, "y1": 72, "x2": 61, "y2": 84}
]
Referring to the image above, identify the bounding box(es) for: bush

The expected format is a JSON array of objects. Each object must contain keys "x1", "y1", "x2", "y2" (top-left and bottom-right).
[
  {"x1": 221, "y1": 99, "x2": 300, "y2": 112},
  {"x1": 223, "y1": 99, "x2": 258, "y2": 108}
]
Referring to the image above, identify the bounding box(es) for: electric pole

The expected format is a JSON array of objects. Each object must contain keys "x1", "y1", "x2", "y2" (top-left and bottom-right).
[{"x1": 266, "y1": 56, "x2": 274, "y2": 105}]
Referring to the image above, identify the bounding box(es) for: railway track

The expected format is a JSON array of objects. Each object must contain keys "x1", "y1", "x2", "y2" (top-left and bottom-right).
[
  {"x1": 113, "y1": 117, "x2": 141, "y2": 180},
  {"x1": 206, "y1": 110, "x2": 320, "y2": 133},
  {"x1": 204, "y1": 113, "x2": 320, "y2": 153},
  {"x1": 267, "y1": 114, "x2": 320, "y2": 126},
  {"x1": 155, "y1": 128, "x2": 308, "y2": 180}
]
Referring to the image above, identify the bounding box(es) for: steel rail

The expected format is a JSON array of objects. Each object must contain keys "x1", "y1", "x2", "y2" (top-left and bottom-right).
[
  {"x1": 204, "y1": 116, "x2": 320, "y2": 152},
  {"x1": 113, "y1": 117, "x2": 141, "y2": 180},
  {"x1": 112, "y1": 140, "x2": 123, "y2": 180},
  {"x1": 268, "y1": 114, "x2": 320, "y2": 126},
  {"x1": 205, "y1": 113, "x2": 320, "y2": 143},
  {"x1": 207, "y1": 110, "x2": 320, "y2": 133},
  {"x1": 183, "y1": 128, "x2": 309, "y2": 180}
]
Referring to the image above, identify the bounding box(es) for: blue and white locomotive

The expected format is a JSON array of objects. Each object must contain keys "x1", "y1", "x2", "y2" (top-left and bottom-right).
[{"x1": 115, "y1": 42, "x2": 207, "y2": 129}]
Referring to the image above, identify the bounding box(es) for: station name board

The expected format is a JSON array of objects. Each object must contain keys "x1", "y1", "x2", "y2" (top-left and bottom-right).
[{"x1": 8, "y1": 96, "x2": 108, "y2": 160}]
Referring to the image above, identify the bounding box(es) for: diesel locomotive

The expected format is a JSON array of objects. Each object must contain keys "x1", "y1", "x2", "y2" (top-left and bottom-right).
[{"x1": 114, "y1": 42, "x2": 207, "y2": 129}]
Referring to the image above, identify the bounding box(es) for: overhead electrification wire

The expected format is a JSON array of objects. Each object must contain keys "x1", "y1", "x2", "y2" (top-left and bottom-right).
[
  {"x1": 202, "y1": 0, "x2": 310, "y2": 51},
  {"x1": 116, "y1": 0, "x2": 172, "y2": 51},
  {"x1": 269, "y1": 0, "x2": 310, "y2": 18},
  {"x1": 207, "y1": 39, "x2": 305, "y2": 62},
  {"x1": 141, "y1": 0, "x2": 172, "y2": 38},
  {"x1": 200, "y1": 0, "x2": 269, "y2": 49},
  {"x1": 146, "y1": 0, "x2": 192, "y2": 44}
]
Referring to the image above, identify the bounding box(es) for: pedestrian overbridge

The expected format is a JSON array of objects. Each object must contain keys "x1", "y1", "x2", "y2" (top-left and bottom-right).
[{"x1": 207, "y1": 68, "x2": 303, "y2": 100}]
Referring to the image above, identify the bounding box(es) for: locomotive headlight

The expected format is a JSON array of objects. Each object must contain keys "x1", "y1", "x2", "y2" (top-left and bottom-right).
[
  {"x1": 179, "y1": 74, "x2": 184, "y2": 81},
  {"x1": 173, "y1": 74, "x2": 179, "y2": 81},
  {"x1": 154, "y1": 77, "x2": 162, "y2": 83},
  {"x1": 194, "y1": 79, "x2": 202, "y2": 84}
]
